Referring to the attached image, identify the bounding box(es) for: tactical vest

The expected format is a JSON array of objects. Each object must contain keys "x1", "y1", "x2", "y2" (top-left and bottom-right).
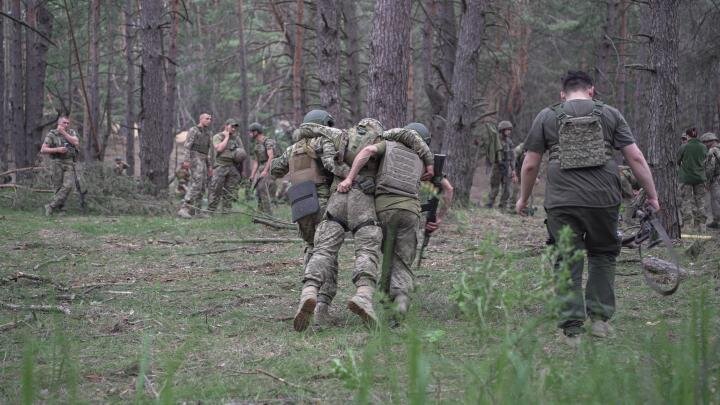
[
  {"x1": 47, "y1": 130, "x2": 77, "y2": 161},
  {"x1": 254, "y1": 139, "x2": 275, "y2": 164},
  {"x1": 376, "y1": 141, "x2": 423, "y2": 198},
  {"x1": 343, "y1": 128, "x2": 380, "y2": 175},
  {"x1": 216, "y1": 135, "x2": 243, "y2": 166},
  {"x1": 288, "y1": 141, "x2": 327, "y2": 185},
  {"x1": 189, "y1": 126, "x2": 211, "y2": 154},
  {"x1": 549, "y1": 101, "x2": 613, "y2": 169}
]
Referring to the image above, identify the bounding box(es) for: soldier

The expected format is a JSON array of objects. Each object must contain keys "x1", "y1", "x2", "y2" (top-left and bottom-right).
[
  {"x1": 291, "y1": 118, "x2": 434, "y2": 331},
  {"x1": 517, "y1": 70, "x2": 659, "y2": 345},
  {"x1": 177, "y1": 113, "x2": 213, "y2": 219},
  {"x1": 701, "y1": 132, "x2": 720, "y2": 229},
  {"x1": 40, "y1": 117, "x2": 82, "y2": 216},
  {"x1": 207, "y1": 119, "x2": 246, "y2": 212},
  {"x1": 271, "y1": 110, "x2": 348, "y2": 325},
  {"x1": 173, "y1": 161, "x2": 191, "y2": 198},
  {"x1": 337, "y1": 122, "x2": 453, "y2": 321},
  {"x1": 677, "y1": 127, "x2": 708, "y2": 232},
  {"x1": 486, "y1": 120, "x2": 516, "y2": 210},
  {"x1": 249, "y1": 122, "x2": 276, "y2": 214},
  {"x1": 618, "y1": 164, "x2": 641, "y2": 224},
  {"x1": 113, "y1": 158, "x2": 129, "y2": 175}
]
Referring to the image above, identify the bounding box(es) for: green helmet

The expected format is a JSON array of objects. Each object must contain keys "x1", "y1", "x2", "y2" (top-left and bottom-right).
[
  {"x1": 303, "y1": 109, "x2": 335, "y2": 127},
  {"x1": 404, "y1": 122, "x2": 430, "y2": 145},
  {"x1": 700, "y1": 132, "x2": 718, "y2": 142},
  {"x1": 249, "y1": 122, "x2": 263, "y2": 133},
  {"x1": 498, "y1": 121, "x2": 513, "y2": 131}
]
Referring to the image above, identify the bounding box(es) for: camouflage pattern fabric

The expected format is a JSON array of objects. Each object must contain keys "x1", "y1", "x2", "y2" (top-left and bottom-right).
[
  {"x1": 680, "y1": 183, "x2": 707, "y2": 227},
  {"x1": 48, "y1": 160, "x2": 76, "y2": 210},
  {"x1": 709, "y1": 181, "x2": 720, "y2": 224},
  {"x1": 207, "y1": 165, "x2": 242, "y2": 212},
  {"x1": 297, "y1": 186, "x2": 337, "y2": 304},
  {"x1": 708, "y1": 146, "x2": 720, "y2": 223},
  {"x1": 487, "y1": 136, "x2": 514, "y2": 209},
  {"x1": 174, "y1": 168, "x2": 190, "y2": 196},
  {"x1": 553, "y1": 102, "x2": 609, "y2": 169},
  {"x1": 377, "y1": 209, "x2": 419, "y2": 300},
  {"x1": 181, "y1": 155, "x2": 209, "y2": 212},
  {"x1": 255, "y1": 165, "x2": 273, "y2": 215}
]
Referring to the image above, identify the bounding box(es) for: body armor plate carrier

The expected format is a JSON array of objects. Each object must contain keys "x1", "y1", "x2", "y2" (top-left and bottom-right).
[
  {"x1": 288, "y1": 141, "x2": 327, "y2": 185},
  {"x1": 190, "y1": 127, "x2": 211, "y2": 155},
  {"x1": 287, "y1": 180, "x2": 320, "y2": 222},
  {"x1": 550, "y1": 100, "x2": 612, "y2": 169},
  {"x1": 376, "y1": 141, "x2": 423, "y2": 198}
]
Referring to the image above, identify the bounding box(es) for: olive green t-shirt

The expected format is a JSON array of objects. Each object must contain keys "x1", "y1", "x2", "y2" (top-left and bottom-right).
[
  {"x1": 524, "y1": 99, "x2": 636, "y2": 209},
  {"x1": 372, "y1": 141, "x2": 422, "y2": 216},
  {"x1": 212, "y1": 132, "x2": 244, "y2": 167}
]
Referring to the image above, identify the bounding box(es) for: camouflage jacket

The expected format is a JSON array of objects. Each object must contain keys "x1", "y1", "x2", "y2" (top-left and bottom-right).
[
  {"x1": 183, "y1": 125, "x2": 212, "y2": 162},
  {"x1": 706, "y1": 146, "x2": 720, "y2": 184},
  {"x1": 274, "y1": 130, "x2": 351, "y2": 180},
  {"x1": 44, "y1": 129, "x2": 80, "y2": 161}
]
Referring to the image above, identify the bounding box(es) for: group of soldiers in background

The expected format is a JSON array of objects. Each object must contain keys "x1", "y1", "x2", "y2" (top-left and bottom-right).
[{"x1": 676, "y1": 127, "x2": 720, "y2": 231}]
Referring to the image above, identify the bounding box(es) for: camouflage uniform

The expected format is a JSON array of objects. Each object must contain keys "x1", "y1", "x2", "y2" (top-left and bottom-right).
[
  {"x1": 253, "y1": 137, "x2": 277, "y2": 214},
  {"x1": 174, "y1": 167, "x2": 190, "y2": 197},
  {"x1": 180, "y1": 125, "x2": 213, "y2": 213},
  {"x1": 510, "y1": 142, "x2": 528, "y2": 209},
  {"x1": 44, "y1": 129, "x2": 81, "y2": 211},
  {"x1": 207, "y1": 131, "x2": 245, "y2": 212},
  {"x1": 619, "y1": 165, "x2": 641, "y2": 223},
  {"x1": 271, "y1": 136, "x2": 349, "y2": 306},
  {"x1": 487, "y1": 135, "x2": 515, "y2": 209},
  {"x1": 677, "y1": 137, "x2": 708, "y2": 228},
  {"x1": 705, "y1": 143, "x2": 720, "y2": 226}
]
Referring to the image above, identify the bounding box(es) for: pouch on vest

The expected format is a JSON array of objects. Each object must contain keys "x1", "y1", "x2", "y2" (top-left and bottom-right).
[
  {"x1": 376, "y1": 141, "x2": 423, "y2": 198},
  {"x1": 288, "y1": 143, "x2": 326, "y2": 185},
  {"x1": 553, "y1": 101, "x2": 610, "y2": 169},
  {"x1": 287, "y1": 180, "x2": 320, "y2": 222}
]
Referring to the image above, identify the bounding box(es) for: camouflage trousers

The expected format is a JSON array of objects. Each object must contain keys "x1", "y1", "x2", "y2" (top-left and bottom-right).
[
  {"x1": 378, "y1": 209, "x2": 419, "y2": 300},
  {"x1": 254, "y1": 169, "x2": 273, "y2": 214},
  {"x1": 487, "y1": 163, "x2": 512, "y2": 209},
  {"x1": 680, "y1": 183, "x2": 707, "y2": 227},
  {"x1": 303, "y1": 188, "x2": 383, "y2": 291},
  {"x1": 207, "y1": 165, "x2": 241, "y2": 212},
  {"x1": 297, "y1": 194, "x2": 337, "y2": 304},
  {"x1": 48, "y1": 160, "x2": 77, "y2": 209},
  {"x1": 709, "y1": 180, "x2": 720, "y2": 223},
  {"x1": 181, "y1": 155, "x2": 209, "y2": 211}
]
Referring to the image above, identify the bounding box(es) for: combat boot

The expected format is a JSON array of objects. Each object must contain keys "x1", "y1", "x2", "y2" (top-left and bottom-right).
[
  {"x1": 313, "y1": 302, "x2": 331, "y2": 327},
  {"x1": 293, "y1": 285, "x2": 318, "y2": 332},
  {"x1": 44, "y1": 204, "x2": 53, "y2": 217},
  {"x1": 348, "y1": 285, "x2": 377, "y2": 326},
  {"x1": 393, "y1": 294, "x2": 409, "y2": 315},
  {"x1": 177, "y1": 207, "x2": 192, "y2": 219}
]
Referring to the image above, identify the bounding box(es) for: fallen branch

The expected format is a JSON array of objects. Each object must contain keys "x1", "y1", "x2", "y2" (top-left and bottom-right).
[
  {"x1": 33, "y1": 255, "x2": 68, "y2": 271},
  {"x1": 0, "y1": 166, "x2": 46, "y2": 177},
  {"x1": 642, "y1": 256, "x2": 689, "y2": 279},
  {"x1": 1, "y1": 302, "x2": 70, "y2": 315},
  {"x1": 255, "y1": 368, "x2": 317, "y2": 394},
  {"x1": 213, "y1": 238, "x2": 304, "y2": 244},
  {"x1": 186, "y1": 247, "x2": 243, "y2": 256},
  {"x1": 0, "y1": 184, "x2": 54, "y2": 192},
  {"x1": 1, "y1": 271, "x2": 69, "y2": 290},
  {"x1": 252, "y1": 217, "x2": 296, "y2": 229}
]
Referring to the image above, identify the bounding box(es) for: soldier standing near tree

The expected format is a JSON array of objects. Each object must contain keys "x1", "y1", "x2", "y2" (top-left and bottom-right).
[
  {"x1": 701, "y1": 132, "x2": 720, "y2": 229},
  {"x1": 486, "y1": 120, "x2": 516, "y2": 210},
  {"x1": 249, "y1": 122, "x2": 276, "y2": 215},
  {"x1": 677, "y1": 127, "x2": 708, "y2": 232},
  {"x1": 207, "y1": 119, "x2": 246, "y2": 212},
  {"x1": 517, "y1": 70, "x2": 659, "y2": 346},
  {"x1": 41, "y1": 116, "x2": 81, "y2": 216},
  {"x1": 177, "y1": 113, "x2": 213, "y2": 219}
]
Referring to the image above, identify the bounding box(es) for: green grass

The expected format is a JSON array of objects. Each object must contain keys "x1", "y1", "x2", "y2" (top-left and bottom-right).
[{"x1": 0, "y1": 204, "x2": 718, "y2": 403}]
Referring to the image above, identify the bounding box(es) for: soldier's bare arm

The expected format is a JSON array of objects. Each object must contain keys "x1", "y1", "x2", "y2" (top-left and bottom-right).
[
  {"x1": 59, "y1": 129, "x2": 80, "y2": 147},
  {"x1": 336, "y1": 145, "x2": 378, "y2": 193},
  {"x1": 516, "y1": 151, "x2": 542, "y2": 215},
  {"x1": 270, "y1": 147, "x2": 291, "y2": 178},
  {"x1": 621, "y1": 143, "x2": 660, "y2": 211}
]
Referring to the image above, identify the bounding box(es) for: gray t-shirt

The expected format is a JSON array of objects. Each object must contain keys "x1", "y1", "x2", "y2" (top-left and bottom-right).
[{"x1": 524, "y1": 99, "x2": 636, "y2": 208}]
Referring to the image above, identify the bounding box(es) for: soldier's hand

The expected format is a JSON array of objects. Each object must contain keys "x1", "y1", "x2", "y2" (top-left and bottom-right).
[
  {"x1": 422, "y1": 165, "x2": 434, "y2": 181},
  {"x1": 516, "y1": 198, "x2": 529, "y2": 216},
  {"x1": 646, "y1": 196, "x2": 660, "y2": 212},
  {"x1": 181, "y1": 161, "x2": 190, "y2": 170},
  {"x1": 57, "y1": 147, "x2": 68, "y2": 154},
  {"x1": 425, "y1": 219, "x2": 441, "y2": 233},
  {"x1": 337, "y1": 178, "x2": 352, "y2": 193},
  {"x1": 208, "y1": 167, "x2": 214, "y2": 177}
]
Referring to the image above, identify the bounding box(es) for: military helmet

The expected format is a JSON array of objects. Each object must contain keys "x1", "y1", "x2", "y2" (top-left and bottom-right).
[
  {"x1": 498, "y1": 121, "x2": 513, "y2": 131},
  {"x1": 700, "y1": 132, "x2": 718, "y2": 142},
  {"x1": 404, "y1": 122, "x2": 431, "y2": 145},
  {"x1": 249, "y1": 122, "x2": 264, "y2": 133},
  {"x1": 303, "y1": 110, "x2": 335, "y2": 127}
]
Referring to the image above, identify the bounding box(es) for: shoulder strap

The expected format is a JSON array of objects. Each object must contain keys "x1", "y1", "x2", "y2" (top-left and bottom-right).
[
  {"x1": 550, "y1": 102, "x2": 567, "y2": 121},
  {"x1": 592, "y1": 99, "x2": 604, "y2": 116}
]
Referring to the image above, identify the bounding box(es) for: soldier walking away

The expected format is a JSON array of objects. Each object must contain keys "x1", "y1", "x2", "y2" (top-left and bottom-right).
[
  {"x1": 207, "y1": 119, "x2": 246, "y2": 212},
  {"x1": 291, "y1": 118, "x2": 434, "y2": 331},
  {"x1": 177, "y1": 113, "x2": 214, "y2": 219},
  {"x1": 677, "y1": 127, "x2": 708, "y2": 232},
  {"x1": 41, "y1": 117, "x2": 82, "y2": 216},
  {"x1": 701, "y1": 132, "x2": 720, "y2": 229},
  {"x1": 516, "y1": 70, "x2": 659, "y2": 346},
  {"x1": 271, "y1": 110, "x2": 347, "y2": 326},
  {"x1": 113, "y1": 158, "x2": 129, "y2": 175},
  {"x1": 249, "y1": 122, "x2": 276, "y2": 215},
  {"x1": 338, "y1": 122, "x2": 452, "y2": 325},
  {"x1": 486, "y1": 120, "x2": 516, "y2": 210}
]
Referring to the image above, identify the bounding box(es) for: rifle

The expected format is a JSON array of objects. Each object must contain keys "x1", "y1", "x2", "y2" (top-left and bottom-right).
[
  {"x1": 417, "y1": 154, "x2": 446, "y2": 269},
  {"x1": 71, "y1": 162, "x2": 87, "y2": 213}
]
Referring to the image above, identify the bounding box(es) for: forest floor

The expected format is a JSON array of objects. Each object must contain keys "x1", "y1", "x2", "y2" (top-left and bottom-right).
[{"x1": 0, "y1": 194, "x2": 719, "y2": 403}]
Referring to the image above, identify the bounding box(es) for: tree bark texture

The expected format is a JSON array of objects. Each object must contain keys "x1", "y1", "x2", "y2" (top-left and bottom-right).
[
  {"x1": 164, "y1": 0, "x2": 180, "y2": 160},
  {"x1": 441, "y1": 0, "x2": 488, "y2": 204},
  {"x1": 644, "y1": 0, "x2": 681, "y2": 238},
  {"x1": 291, "y1": 0, "x2": 305, "y2": 124},
  {"x1": 502, "y1": 0, "x2": 531, "y2": 125},
  {"x1": 0, "y1": 0, "x2": 6, "y2": 169},
  {"x1": 10, "y1": 0, "x2": 26, "y2": 169},
  {"x1": 235, "y1": 0, "x2": 251, "y2": 175},
  {"x1": 341, "y1": 0, "x2": 361, "y2": 126},
  {"x1": 139, "y1": 0, "x2": 168, "y2": 191},
  {"x1": 315, "y1": 0, "x2": 341, "y2": 120},
  {"x1": 366, "y1": 0, "x2": 412, "y2": 129},
  {"x1": 123, "y1": 0, "x2": 136, "y2": 176},
  {"x1": 84, "y1": 0, "x2": 100, "y2": 160},
  {"x1": 595, "y1": 0, "x2": 619, "y2": 102},
  {"x1": 24, "y1": 1, "x2": 52, "y2": 165}
]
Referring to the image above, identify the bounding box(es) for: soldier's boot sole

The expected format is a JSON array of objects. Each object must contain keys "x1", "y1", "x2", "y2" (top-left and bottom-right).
[
  {"x1": 293, "y1": 296, "x2": 317, "y2": 332},
  {"x1": 347, "y1": 298, "x2": 377, "y2": 327}
]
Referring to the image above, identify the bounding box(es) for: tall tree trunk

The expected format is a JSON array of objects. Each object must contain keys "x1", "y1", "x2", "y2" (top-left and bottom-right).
[
  {"x1": 0, "y1": 0, "x2": 6, "y2": 170},
  {"x1": 100, "y1": 58, "x2": 112, "y2": 161},
  {"x1": 441, "y1": 0, "x2": 488, "y2": 204},
  {"x1": 615, "y1": 0, "x2": 628, "y2": 111},
  {"x1": 291, "y1": 0, "x2": 305, "y2": 124},
  {"x1": 84, "y1": 0, "x2": 100, "y2": 160},
  {"x1": 123, "y1": 0, "x2": 136, "y2": 176},
  {"x1": 164, "y1": 0, "x2": 179, "y2": 161},
  {"x1": 644, "y1": 0, "x2": 681, "y2": 237},
  {"x1": 9, "y1": 0, "x2": 26, "y2": 169},
  {"x1": 366, "y1": 0, "x2": 412, "y2": 128},
  {"x1": 316, "y1": 0, "x2": 341, "y2": 120},
  {"x1": 595, "y1": 0, "x2": 619, "y2": 102},
  {"x1": 235, "y1": 0, "x2": 250, "y2": 175},
  {"x1": 341, "y1": 0, "x2": 361, "y2": 126},
  {"x1": 139, "y1": 0, "x2": 168, "y2": 191}
]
